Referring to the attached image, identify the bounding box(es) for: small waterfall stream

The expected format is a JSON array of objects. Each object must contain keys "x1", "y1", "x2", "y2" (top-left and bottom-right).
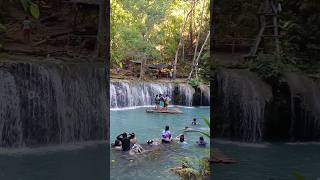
[{"x1": 110, "y1": 80, "x2": 210, "y2": 108}]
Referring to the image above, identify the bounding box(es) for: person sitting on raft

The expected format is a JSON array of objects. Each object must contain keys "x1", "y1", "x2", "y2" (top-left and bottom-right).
[
  {"x1": 116, "y1": 132, "x2": 134, "y2": 151},
  {"x1": 161, "y1": 125, "x2": 172, "y2": 143},
  {"x1": 111, "y1": 140, "x2": 122, "y2": 151},
  {"x1": 155, "y1": 95, "x2": 160, "y2": 110},
  {"x1": 192, "y1": 118, "x2": 199, "y2": 125},
  {"x1": 196, "y1": 136, "x2": 207, "y2": 147}
]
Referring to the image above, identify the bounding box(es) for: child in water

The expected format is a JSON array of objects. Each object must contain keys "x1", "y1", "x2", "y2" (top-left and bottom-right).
[
  {"x1": 196, "y1": 136, "x2": 207, "y2": 147},
  {"x1": 192, "y1": 118, "x2": 198, "y2": 125}
]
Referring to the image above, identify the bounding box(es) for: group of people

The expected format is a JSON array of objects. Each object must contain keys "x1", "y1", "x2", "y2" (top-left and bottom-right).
[
  {"x1": 111, "y1": 117, "x2": 207, "y2": 155},
  {"x1": 159, "y1": 125, "x2": 207, "y2": 147},
  {"x1": 154, "y1": 94, "x2": 171, "y2": 110}
]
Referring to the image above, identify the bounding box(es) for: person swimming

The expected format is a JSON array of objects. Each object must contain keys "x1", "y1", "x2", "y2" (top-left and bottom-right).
[
  {"x1": 117, "y1": 132, "x2": 133, "y2": 151},
  {"x1": 161, "y1": 125, "x2": 172, "y2": 143},
  {"x1": 175, "y1": 134, "x2": 186, "y2": 143},
  {"x1": 129, "y1": 132, "x2": 137, "y2": 145},
  {"x1": 196, "y1": 136, "x2": 207, "y2": 147},
  {"x1": 111, "y1": 139, "x2": 122, "y2": 151},
  {"x1": 192, "y1": 118, "x2": 198, "y2": 125},
  {"x1": 129, "y1": 144, "x2": 145, "y2": 156}
]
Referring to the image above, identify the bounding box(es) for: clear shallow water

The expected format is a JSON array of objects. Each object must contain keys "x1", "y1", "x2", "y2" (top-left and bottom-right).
[
  {"x1": 110, "y1": 106, "x2": 210, "y2": 180},
  {"x1": 213, "y1": 140, "x2": 320, "y2": 180},
  {"x1": 0, "y1": 142, "x2": 107, "y2": 180}
]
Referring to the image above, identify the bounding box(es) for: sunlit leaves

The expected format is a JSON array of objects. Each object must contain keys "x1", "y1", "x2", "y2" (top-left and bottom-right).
[
  {"x1": 111, "y1": 0, "x2": 209, "y2": 67},
  {"x1": 30, "y1": 3, "x2": 39, "y2": 19},
  {"x1": 19, "y1": 0, "x2": 40, "y2": 19}
]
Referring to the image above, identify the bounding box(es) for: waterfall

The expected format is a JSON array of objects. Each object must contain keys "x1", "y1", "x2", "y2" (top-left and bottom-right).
[
  {"x1": 0, "y1": 62, "x2": 107, "y2": 148},
  {"x1": 110, "y1": 80, "x2": 209, "y2": 108},
  {"x1": 199, "y1": 84, "x2": 210, "y2": 105},
  {"x1": 214, "y1": 69, "x2": 272, "y2": 142},
  {"x1": 284, "y1": 73, "x2": 320, "y2": 140},
  {"x1": 177, "y1": 84, "x2": 195, "y2": 106}
]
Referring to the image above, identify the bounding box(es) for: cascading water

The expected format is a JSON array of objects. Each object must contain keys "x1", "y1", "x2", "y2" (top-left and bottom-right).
[
  {"x1": 177, "y1": 84, "x2": 195, "y2": 106},
  {"x1": 0, "y1": 62, "x2": 107, "y2": 148},
  {"x1": 284, "y1": 73, "x2": 320, "y2": 140},
  {"x1": 110, "y1": 80, "x2": 209, "y2": 108},
  {"x1": 214, "y1": 69, "x2": 272, "y2": 142}
]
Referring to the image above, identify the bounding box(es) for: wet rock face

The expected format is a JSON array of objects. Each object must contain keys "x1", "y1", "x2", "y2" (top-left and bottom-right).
[
  {"x1": 213, "y1": 69, "x2": 320, "y2": 142},
  {"x1": 0, "y1": 62, "x2": 108, "y2": 148}
]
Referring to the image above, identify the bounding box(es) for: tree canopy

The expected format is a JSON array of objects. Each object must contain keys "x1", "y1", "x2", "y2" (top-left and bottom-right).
[
  {"x1": 111, "y1": 0, "x2": 210, "y2": 79},
  {"x1": 214, "y1": 0, "x2": 320, "y2": 69}
]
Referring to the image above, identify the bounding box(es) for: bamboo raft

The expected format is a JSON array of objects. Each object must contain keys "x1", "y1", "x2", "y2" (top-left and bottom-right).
[
  {"x1": 145, "y1": 108, "x2": 183, "y2": 114},
  {"x1": 212, "y1": 148, "x2": 237, "y2": 164}
]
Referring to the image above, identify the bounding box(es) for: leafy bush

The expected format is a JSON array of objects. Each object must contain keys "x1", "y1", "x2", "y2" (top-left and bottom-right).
[
  {"x1": 171, "y1": 156, "x2": 210, "y2": 180},
  {"x1": 249, "y1": 54, "x2": 284, "y2": 80},
  {"x1": 20, "y1": 0, "x2": 40, "y2": 19},
  {"x1": 188, "y1": 78, "x2": 200, "y2": 88}
]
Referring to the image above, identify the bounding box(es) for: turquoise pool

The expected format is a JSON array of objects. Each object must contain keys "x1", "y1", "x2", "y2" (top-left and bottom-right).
[
  {"x1": 213, "y1": 140, "x2": 320, "y2": 180},
  {"x1": 110, "y1": 106, "x2": 210, "y2": 180},
  {"x1": 0, "y1": 142, "x2": 107, "y2": 180}
]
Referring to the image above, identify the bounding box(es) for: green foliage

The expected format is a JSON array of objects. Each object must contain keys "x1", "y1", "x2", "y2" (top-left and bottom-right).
[
  {"x1": 19, "y1": 0, "x2": 40, "y2": 19},
  {"x1": 293, "y1": 172, "x2": 305, "y2": 180},
  {"x1": 280, "y1": 0, "x2": 320, "y2": 63},
  {"x1": 215, "y1": 0, "x2": 260, "y2": 39},
  {"x1": 111, "y1": 0, "x2": 210, "y2": 69},
  {"x1": 198, "y1": 50, "x2": 211, "y2": 82},
  {"x1": 188, "y1": 78, "x2": 200, "y2": 87},
  {"x1": 249, "y1": 54, "x2": 284, "y2": 80},
  {"x1": 29, "y1": 2, "x2": 39, "y2": 19},
  {"x1": 216, "y1": 0, "x2": 320, "y2": 73},
  {"x1": 171, "y1": 156, "x2": 210, "y2": 180}
]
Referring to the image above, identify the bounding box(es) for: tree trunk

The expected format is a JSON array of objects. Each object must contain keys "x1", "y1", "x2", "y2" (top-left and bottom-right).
[
  {"x1": 188, "y1": 0, "x2": 206, "y2": 79},
  {"x1": 189, "y1": 31, "x2": 210, "y2": 79},
  {"x1": 140, "y1": 58, "x2": 145, "y2": 79},
  {"x1": 173, "y1": 4, "x2": 195, "y2": 79},
  {"x1": 189, "y1": 0, "x2": 195, "y2": 50},
  {"x1": 95, "y1": 0, "x2": 107, "y2": 60}
]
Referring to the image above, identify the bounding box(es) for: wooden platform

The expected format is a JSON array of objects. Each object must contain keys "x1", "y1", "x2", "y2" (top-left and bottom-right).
[
  {"x1": 212, "y1": 148, "x2": 237, "y2": 164},
  {"x1": 145, "y1": 108, "x2": 183, "y2": 114}
]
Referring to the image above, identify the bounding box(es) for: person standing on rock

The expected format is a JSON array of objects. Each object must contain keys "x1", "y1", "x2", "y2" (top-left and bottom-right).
[{"x1": 22, "y1": 16, "x2": 32, "y2": 43}]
